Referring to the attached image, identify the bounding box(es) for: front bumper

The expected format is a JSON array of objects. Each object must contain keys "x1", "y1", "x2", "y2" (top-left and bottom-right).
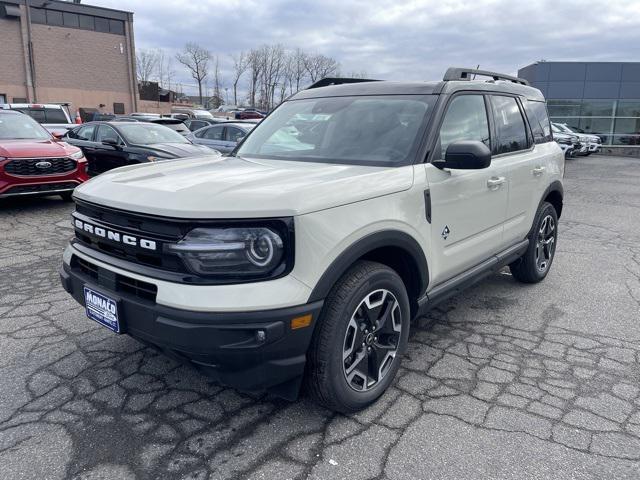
[{"x1": 60, "y1": 258, "x2": 324, "y2": 399}]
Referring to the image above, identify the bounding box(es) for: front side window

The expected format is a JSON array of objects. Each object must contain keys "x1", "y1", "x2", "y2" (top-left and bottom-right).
[
  {"x1": 95, "y1": 125, "x2": 122, "y2": 144},
  {"x1": 491, "y1": 96, "x2": 528, "y2": 154},
  {"x1": 226, "y1": 126, "x2": 250, "y2": 142},
  {"x1": 237, "y1": 95, "x2": 432, "y2": 166},
  {"x1": 0, "y1": 113, "x2": 51, "y2": 140},
  {"x1": 74, "y1": 124, "x2": 96, "y2": 141},
  {"x1": 434, "y1": 94, "x2": 490, "y2": 160}
]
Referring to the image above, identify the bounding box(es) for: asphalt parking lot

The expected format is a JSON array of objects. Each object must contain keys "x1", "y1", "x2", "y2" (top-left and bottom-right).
[{"x1": 1, "y1": 155, "x2": 639, "y2": 480}]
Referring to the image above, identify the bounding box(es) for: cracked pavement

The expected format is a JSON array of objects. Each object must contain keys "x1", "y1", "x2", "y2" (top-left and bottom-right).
[{"x1": 1, "y1": 155, "x2": 640, "y2": 480}]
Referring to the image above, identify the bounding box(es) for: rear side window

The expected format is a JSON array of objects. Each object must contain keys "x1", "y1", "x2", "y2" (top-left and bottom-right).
[
  {"x1": 435, "y1": 94, "x2": 490, "y2": 160},
  {"x1": 524, "y1": 100, "x2": 553, "y2": 144},
  {"x1": 490, "y1": 96, "x2": 528, "y2": 154},
  {"x1": 13, "y1": 107, "x2": 68, "y2": 123},
  {"x1": 202, "y1": 126, "x2": 224, "y2": 140}
]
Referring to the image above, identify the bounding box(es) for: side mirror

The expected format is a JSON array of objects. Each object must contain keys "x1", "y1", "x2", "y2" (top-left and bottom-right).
[
  {"x1": 102, "y1": 138, "x2": 120, "y2": 148},
  {"x1": 436, "y1": 140, "x2": 491, "y2": 170}
]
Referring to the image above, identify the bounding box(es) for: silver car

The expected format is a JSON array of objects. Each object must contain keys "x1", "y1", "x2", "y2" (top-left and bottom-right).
[{"x1": 186, "y1": 122, "x2": 255, "y2": 153}]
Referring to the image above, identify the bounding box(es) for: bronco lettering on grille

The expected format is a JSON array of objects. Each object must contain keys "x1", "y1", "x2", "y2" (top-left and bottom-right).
[{"x1": 74, "y1": 218, "x2": 157, "y2": 251}]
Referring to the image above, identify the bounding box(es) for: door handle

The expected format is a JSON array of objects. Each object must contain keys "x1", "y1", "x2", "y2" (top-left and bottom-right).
[
  {"x1": 487, "y1": 176, "x2": 506, "y2": 190},
  {"x1": 533, "y1": 166, "x2": 546, "y2": 176}
]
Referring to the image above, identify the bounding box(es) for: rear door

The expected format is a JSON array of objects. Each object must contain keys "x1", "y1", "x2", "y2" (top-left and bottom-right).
[
  {"x1": 196, "y1": 125, "x2": 226, "y2": 151},
  {"x1": 425, "y1": 93, "x2": 509, "y2": 285},
  {"x1": 489, "y1": 95, "x2": 540, "y2": 245}
]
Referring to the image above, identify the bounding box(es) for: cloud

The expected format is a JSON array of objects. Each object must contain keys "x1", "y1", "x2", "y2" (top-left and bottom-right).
[{"x1": 92, "y1": 0, "x2": 640, "y2": 96}]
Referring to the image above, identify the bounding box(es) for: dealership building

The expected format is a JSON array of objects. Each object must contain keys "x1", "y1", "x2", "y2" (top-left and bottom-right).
[
  {"x1": 0, "y1": 0, "x2": 137, "y2": 115},
  {"x1": 518, "y1": 61, "x2": 640, "y2": 149}
]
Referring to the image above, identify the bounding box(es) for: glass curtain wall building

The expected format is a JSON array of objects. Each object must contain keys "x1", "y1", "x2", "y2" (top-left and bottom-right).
[{"x1": 518, "y1": 62, "x2": 640, "y2": 146}]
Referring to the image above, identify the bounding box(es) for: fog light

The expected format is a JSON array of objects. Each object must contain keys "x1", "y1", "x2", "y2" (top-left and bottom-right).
[{"x1": 255, "y1": 330, "x2": 266, "y2": 343}]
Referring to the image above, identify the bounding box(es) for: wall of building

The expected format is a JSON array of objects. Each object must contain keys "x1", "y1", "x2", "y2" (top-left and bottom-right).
[
  {"x1": 0, "y1": 16, "x2": 29, "y2": 101},
  {"x1": 518, "y1": 62, "x2": 640, "y2": 148},
  {"x1": 30, "y1": 23, "x2": 133, "y2": 113},
  {"x1": 0, "y1": 1, "x2": 137, "y2": 115}
]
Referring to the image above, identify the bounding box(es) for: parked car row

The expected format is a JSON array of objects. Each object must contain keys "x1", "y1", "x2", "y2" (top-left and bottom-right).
[
  {"x1": 552, "y1": 122, "x2": 601, "y2": 157},
  {"x1": 0, "y1": 109, "x2": 224, "y2": 200}
]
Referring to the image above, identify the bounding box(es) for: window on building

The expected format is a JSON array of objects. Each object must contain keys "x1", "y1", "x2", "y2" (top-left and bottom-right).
[
  {"x1": 434, "y1": 94, "x2": 490, "y2": 160},
  {"x1": 63, "y1": 12, "x2": 80, "y2": 28},
  {"x1": 547, "y1": 100, "x2": 581, "y2": 117},
  {"x1": 46, "y1": 10, "x2": 63, "y2": 26},
  {"x1": 113, "y1": 103, "x2": 125, "y2": 115},
  {"x1": 29, "y1": 8, "x2": 47, "y2": 24},
  {"x1": 580, "y1": 100, "x2": 614, "y2": 117},
  {"x1": 490, "y1": 95, "x2": 528, "y2": 154},
  {"x1": 616, "y1": 101, "x2": 640, "y2": 117},
  {"x1": 0, "y1": 94, "x2": 6, "y2": 104},
  {"x1": 109, "y1": 19, "x2": 125, "y2": 35},
  {"x1": 79, "y1": 14, "x2": 95, "y2": 30},
  {"x1": 94, "y1": 17, "x2": 110, "y2": 33}
]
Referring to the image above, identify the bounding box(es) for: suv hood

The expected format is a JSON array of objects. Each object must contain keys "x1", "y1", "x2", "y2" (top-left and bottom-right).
[
  {"x1": 74, "y1": 155, "x2": 414, "y2": 218},
  {"x1": 0, "y1": 139, "x2": 76, "y2": 158}
]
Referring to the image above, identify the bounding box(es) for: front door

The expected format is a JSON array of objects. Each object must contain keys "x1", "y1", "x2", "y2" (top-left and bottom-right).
[
  {"x1": 94, "y1": 125, "x2": 128, "y2": 172},
  {"x1": 425, "y1": 93, "x2": 509, "y2": 286}
]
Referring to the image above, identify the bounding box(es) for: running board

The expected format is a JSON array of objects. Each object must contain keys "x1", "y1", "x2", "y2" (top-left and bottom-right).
[{"x1": 417, "y1": 239, "x2": 529, "y2": 314}]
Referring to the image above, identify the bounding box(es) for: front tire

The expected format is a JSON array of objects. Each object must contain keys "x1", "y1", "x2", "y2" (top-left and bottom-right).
[
  {"x1": 510, "y1": 202, "x2": 558, "y2": 283},
  {"x1": 305, "y1": 261, "x2": 410, "y2": 412},
  {"x1": 59, "y1": 192, "x2": 73, "y2": 202}
]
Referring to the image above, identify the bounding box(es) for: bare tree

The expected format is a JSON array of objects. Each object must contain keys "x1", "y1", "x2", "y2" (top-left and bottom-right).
[
  {"x1": 247, "y1": 49, "x2": 263, "y2": 108},
  {"x1": 176, "y1": 42, "x2": 211, "y2": 105},
  {"x1": 157, "y1": 49, "x2": 176, "y2": 92},
  {"x1": 136, "y1": 49, "x2": 159, "y2": 84},
  {"x1": 211, "y1": 56, "x2": 223, "y2": 109},
  {"x1": 231, "y1": 51, "x2": 248, "y2": 106},
  {"x1": 304, "y1": 53, "x2": 339, "y2": 83},
  {"x1": 289, "y1": 48, "x2": 308, "y2": 94}
]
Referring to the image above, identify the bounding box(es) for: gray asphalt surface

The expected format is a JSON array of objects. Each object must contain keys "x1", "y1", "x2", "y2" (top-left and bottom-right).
[{"x1": 1, "y1": 155, "x2": 639, "y2": 480}]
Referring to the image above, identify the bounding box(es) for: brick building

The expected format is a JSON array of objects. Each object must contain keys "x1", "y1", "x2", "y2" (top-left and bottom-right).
[{"x1": 0, "y1": 0, "x2": 138, "y2": 115}]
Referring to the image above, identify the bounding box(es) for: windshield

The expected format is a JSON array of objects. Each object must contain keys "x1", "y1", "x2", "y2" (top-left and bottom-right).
[
  {"x1": 194, "y1": 110, "x2": 214, "y2": 119},
  {"x1": 556, "y1": 124, "x2": 574, "y2": 134},
  {"x1": 117, "y1": 123, "x2": 190, "y2": 145},
  {"x1": 0, "y1": 113, "x2": 51, "y2": 140},
  {"x1": 236, "y1": 95, "x2": 433, "y2": 166}
]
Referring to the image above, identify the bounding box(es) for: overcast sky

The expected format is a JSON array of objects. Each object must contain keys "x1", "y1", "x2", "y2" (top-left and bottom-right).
[{"x1": 92, "y1": 0, "x2": 640, "y2": 98}]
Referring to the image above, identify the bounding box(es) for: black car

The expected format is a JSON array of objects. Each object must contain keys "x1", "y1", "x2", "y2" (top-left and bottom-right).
[{"x1": 63, "y1": 121, "x2": 217, "y2": 176}]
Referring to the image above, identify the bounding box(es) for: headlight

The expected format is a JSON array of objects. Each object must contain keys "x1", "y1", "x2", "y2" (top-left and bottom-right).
[
  {"x1": 69, "y1": 150, "x2": 85, "y2": 160},
  {"x1": 166, "y1": 227, "x2": 286, "y2": 278}
]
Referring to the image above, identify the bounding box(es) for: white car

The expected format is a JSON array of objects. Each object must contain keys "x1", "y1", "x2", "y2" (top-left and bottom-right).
[
  {"x1": 60, "y1": 68, "x2": 565, "y2": 412},
  {"x1": 552, "y1": 122, "x2": 601, "y2": 155},
  {"x1": 5, "y1": 102, "x2": 76, "y2": 136}
]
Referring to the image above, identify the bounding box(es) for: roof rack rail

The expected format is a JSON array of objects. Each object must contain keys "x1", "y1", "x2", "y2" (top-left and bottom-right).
[
  {"x1": 307, "y1": 77, "x2": 381, "y2": 89},
  {"x1": 443, "y1": 67, "x2": 530, "y2": 86}
]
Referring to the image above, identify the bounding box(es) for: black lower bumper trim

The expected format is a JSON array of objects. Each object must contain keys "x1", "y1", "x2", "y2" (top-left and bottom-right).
[{"x1": 60, "y1": 262, "x2": 323, "y2": 398}]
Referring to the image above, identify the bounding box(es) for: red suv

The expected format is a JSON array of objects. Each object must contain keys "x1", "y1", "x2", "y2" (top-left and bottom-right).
[{"x1": 0, "y1": 109, "x2": 88, "y2": 200}]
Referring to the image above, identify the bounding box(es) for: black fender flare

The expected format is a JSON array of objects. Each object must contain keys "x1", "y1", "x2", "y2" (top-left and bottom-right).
[
  {"x1": 538, "y1": 180, "x2": 564, "y2": 217},
  {"x1": 307, "y1": 230, "x2": 429, "y2": 302}
]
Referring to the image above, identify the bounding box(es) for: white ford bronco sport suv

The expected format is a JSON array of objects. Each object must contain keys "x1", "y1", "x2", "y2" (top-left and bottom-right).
[{"x1": 60, "y1": 68, "x2": 564, "y2": 412}]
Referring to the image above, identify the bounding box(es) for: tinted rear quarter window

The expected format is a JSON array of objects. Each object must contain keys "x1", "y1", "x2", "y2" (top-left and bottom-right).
[
  {"x1": 491, "y1": 96, "x2": 528, "y2": 154},
  {"x1": 44, "y1": 108, "x2": 69, "y2": 123},
  {"x1": 524, "y1": 100, "x2": 553, "y2": 144}
]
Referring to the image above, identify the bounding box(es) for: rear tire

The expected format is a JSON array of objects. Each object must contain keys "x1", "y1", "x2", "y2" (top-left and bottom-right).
[
  {"x1": 510, "y1": 202, "x2": 558, "y2": 283},
  {"x1": 305, "y1": 260, "x2": 410, "y2": 412}
]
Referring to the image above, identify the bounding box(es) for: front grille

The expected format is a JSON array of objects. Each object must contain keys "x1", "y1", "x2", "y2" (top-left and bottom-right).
[
  {"x1": 4, "y1": 158, "x2": 77, "y2": 176},
  {"x1": 71, "y1": 255, "x2": 158, "y2": 302},
  {"x1": 3, "y1": 182, "x2": 77, "y2": 195}
]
